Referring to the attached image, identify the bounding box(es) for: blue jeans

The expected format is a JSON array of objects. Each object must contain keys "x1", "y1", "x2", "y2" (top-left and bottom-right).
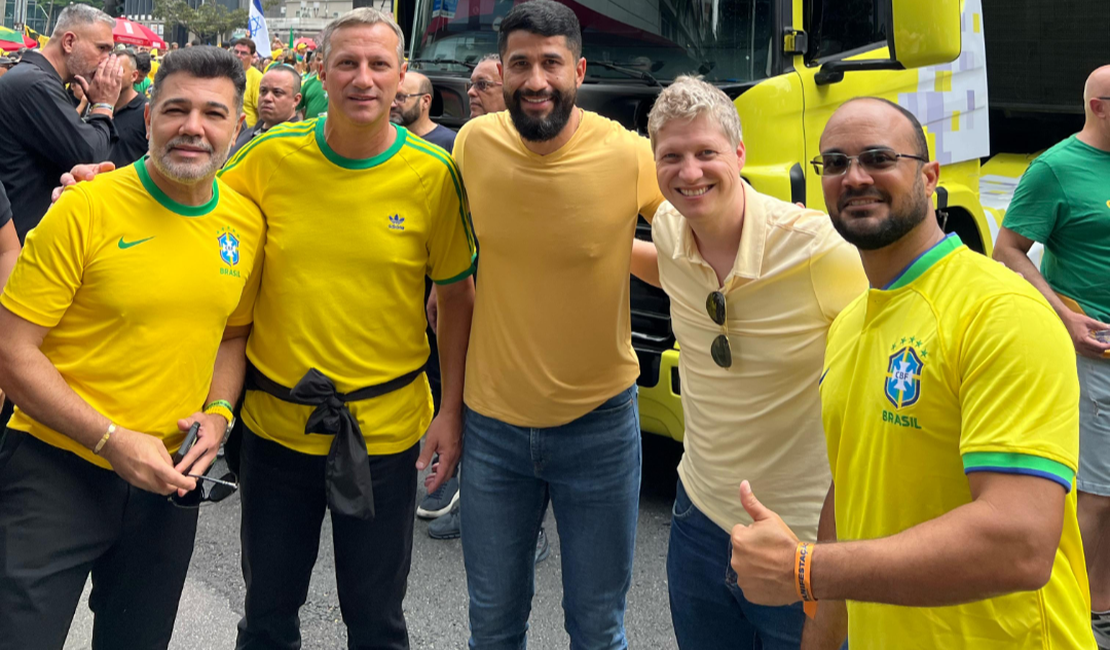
[
  {"x1": 668, "y1": 479, "x2": 806, "y2": 650},
  {"x1": 460, "y1": 385, "x2": 641, "y2": 650}
]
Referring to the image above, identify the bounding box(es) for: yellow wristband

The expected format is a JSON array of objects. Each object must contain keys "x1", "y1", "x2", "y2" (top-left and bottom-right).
[
  {"x1": 203, "y1": 403, "x2": 234, "y2": 425},
  {"x1": 93, "y1": 422, "x2": 117, "y2": 455}
]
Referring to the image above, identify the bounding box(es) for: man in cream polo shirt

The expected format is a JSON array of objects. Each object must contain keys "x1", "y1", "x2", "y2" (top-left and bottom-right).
[{"x1": 631, "y1": 76, "x2": 867, "y2": 649}]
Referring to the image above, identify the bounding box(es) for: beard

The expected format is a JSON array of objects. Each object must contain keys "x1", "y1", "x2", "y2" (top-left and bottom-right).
[
  {"x1": 390, "y1": 102, "x2": 420, "y2": 127},
  {"x1": 829, "y1": 176, "x2": 931, "y2": 251},
  {"x1": 150, "y1": 135, "x2": 230, "y2": 184},
  {"x1": 507, "y1": 85, "x2": 576, "y2": 142}
]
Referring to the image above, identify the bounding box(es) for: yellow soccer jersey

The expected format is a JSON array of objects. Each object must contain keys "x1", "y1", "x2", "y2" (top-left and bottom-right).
[
  {"x1": 219, "y1": 118, "x2": 476, "y2": 456},
  {"x1": 820, "y1": 234, "x2": 1093, "y2": 649},
  {"x1": 1, "y1": 159, "x2": 264, "y2": 469}
]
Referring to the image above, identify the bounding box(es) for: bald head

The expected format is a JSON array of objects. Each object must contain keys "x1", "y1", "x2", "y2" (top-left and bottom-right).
[
  {"x1": 1084, "y1": 65, "x2": 1110, "y2": 116},
  {"x1": 401, "y1": 71, "x2": 433, "y2": 97},
  {"x1": 824, "y1": 97, "x2": 929, "y2": 161}
]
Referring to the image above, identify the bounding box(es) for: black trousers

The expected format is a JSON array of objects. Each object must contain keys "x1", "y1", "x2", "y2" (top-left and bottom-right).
[
  {"x1": 0, "y1": 429, "x2": 198, "y2": 650},
  {"x1": 235, "y1": 427, "x2": 418, "y2": 650}
]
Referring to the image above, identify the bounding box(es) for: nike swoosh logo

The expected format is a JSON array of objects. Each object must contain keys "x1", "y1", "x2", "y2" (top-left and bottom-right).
[{"x1": 118, "y1": 236, "x2": 155, "y2": 249}]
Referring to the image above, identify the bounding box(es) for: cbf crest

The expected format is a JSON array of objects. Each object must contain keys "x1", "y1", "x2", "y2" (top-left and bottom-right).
[
  {"x1": 885, "y1": 337, "x2": 928, "y2": 409},
  {"x1": 217, "y1": 227, "x2": 240, "y2": 267}
]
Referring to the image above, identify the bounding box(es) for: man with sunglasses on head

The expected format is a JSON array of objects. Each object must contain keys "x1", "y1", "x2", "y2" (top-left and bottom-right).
[
  {"x1": 630, "y1": 77, "x2": 866, "y2": 649},
  {"x1": 729, "y1": 97, "x2": 1095, "y2": 650},
  {"x1": 992, "y1": 65, "x2": 1110, "y2": 648},
  {"x1": 390, "y1": 70, "x2": 455, "y2": 152},
  {"x1": 0, "y1": 47, "x2": 264, "y2": 650}
]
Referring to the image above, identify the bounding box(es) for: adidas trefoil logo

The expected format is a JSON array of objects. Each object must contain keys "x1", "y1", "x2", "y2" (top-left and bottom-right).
[{"x1": 388, "y1": 214, "x2": 405, "y2": 231}]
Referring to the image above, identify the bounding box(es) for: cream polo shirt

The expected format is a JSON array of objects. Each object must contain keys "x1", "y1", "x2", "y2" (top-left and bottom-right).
[{"x1": 652, "y1": 183, "x2": 867, "y2": 540}]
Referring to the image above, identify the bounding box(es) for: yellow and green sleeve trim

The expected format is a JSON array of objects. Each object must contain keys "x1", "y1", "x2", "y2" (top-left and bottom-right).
[{"x1": 963, "y1": 452, "x2": 1075, "y2": 491}]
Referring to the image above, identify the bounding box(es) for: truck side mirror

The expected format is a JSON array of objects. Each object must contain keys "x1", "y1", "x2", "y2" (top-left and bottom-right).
[
  {"x1": 890, "y1": 0, "x2": 961, "y2": 69},
  {"x1": 814, "y1": 0, "x2": 961, "y2": 85}
]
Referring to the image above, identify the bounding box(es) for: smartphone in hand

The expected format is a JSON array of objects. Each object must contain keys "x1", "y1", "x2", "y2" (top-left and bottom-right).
[{"x1": 172, "y1": 422, "x2": 201, "y2": 465}]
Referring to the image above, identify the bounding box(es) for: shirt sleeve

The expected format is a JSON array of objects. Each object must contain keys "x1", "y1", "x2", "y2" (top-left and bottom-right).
[
  {"x1": 1000, "y1": 160, "x2": 1066, "y2": 244},
  {"x1": 958, "y1": 292, "x2": 1080, "y2": 491},
  {"x1": 635, "y1": 135, "x2": 665, "y2": 221},
  {"x1": 0, "y1": 186, "x2": 92, "y2": 327},
  {"x1": 810, "y1": 228, "x2": 868, "y2": 322},
  {"x1": 426, "y1": 154, "x2": 477, "y2": 285},
  {"x1": 12, "y1": 80, "x2": 117, "y2": 170}
]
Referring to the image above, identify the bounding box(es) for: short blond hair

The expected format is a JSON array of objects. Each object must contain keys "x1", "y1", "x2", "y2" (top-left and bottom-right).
[
  {"x1": 320, "y1": 8, "x2": 405, "y2": 66},
  {"x1": 647, "y1": 75, "x2": 742, "y2": 150}
]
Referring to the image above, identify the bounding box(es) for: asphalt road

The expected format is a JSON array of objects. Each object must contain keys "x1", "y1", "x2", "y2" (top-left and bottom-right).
[{"x1": 64, "y1": 434, "x2": 686, "y2": 650}]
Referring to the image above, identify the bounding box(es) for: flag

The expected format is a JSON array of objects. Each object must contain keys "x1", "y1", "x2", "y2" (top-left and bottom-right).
[{"x1": 248, "y1": 0, "x2": 273, "y2": 57}]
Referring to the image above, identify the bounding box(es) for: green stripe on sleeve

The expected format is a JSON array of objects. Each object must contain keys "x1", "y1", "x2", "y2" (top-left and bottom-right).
[{"x1": 962, "y1": 451, "x2": 1075, "y2": 490}]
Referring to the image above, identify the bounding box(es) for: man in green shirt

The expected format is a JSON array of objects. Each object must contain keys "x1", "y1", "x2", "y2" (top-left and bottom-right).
[
  {"x1": 297, "y1": 50, "x2": 327, "y2": 119},
  {"x1": 994, "y1": 64, "x2": 1110, "y2": 646}
]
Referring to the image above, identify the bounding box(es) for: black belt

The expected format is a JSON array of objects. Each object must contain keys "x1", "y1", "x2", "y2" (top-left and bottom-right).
[{"x1": 246, "y1": 362, "x2": 425, "y2": 520}]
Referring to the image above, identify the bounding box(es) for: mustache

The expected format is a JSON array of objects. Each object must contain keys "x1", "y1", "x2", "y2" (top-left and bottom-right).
[
  {"x1": 514, "y1": 88, "x2": 559, "y2": 102},
  {"x1": 166, "y1": 136, "x2": 214, "y2": 154},
  {"x1": 838, "y1": 187, "x2": 887, "y2": 211}
]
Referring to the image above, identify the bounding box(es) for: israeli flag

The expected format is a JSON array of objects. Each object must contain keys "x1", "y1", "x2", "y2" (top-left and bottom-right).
[{"x1": 248, "y1": 0, "x2": 273, "y2": 56}]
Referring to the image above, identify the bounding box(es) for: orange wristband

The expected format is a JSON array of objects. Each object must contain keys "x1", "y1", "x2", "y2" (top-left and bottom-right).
[{"x1": 795, "y1": 542, "x2": 818, "y2": 619}]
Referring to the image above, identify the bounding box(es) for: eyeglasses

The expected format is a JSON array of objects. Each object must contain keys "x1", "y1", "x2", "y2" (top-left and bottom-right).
[
  {"x1": 466, "y1": 79, "x2": 502, "y2": 92},
  {"x1": 393, "y1": 92, "x2": 429, "y2": 104},
  {"x1": 705, "y1": 291, "x2": 732, "y2": 368},
  {"x1": 811, "y1": 148, "x2": 929, "y2": 177}
]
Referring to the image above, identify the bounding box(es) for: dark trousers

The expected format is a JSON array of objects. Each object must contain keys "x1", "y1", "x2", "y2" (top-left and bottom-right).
[
  {"x1": 0, "y1": 429, "x2": 198, "y2": 650},
  {"x1": 235, "y1": 427, "x2": 418, "y2": 650}
]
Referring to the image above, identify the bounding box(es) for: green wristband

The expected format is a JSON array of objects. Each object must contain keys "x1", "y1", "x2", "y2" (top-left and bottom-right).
[{"x1": 204, "y1": 399, "x2": 234, "y2": 412}]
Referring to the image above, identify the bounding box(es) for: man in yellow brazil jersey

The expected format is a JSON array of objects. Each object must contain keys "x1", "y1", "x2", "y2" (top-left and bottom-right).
[
  {"x1": 0, "y1": 47, "x2": 263, "y2": 650},
  {"x1": 217, "y1": 9, "x2": 475, "y2": 649},
  {"x1": 728, "y1": 97, "x2": 1096, "y2": 650},
  {"x1": 451, "y1": 2, "x2": 663, "y2": 648}
]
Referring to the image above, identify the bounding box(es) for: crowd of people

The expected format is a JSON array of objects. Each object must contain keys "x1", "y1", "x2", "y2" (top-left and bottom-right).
[{"x1": 0, "y1": 1, "x2": 1108, "y2": 650}]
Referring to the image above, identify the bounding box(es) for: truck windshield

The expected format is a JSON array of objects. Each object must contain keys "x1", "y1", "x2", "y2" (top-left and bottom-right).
[{"x1": 410, "y1": 0, "x2": 775, "y2": 85}]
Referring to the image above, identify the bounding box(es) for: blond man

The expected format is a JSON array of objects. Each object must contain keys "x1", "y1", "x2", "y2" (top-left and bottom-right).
[{"x1": 631, "y1": 77, "x2": 866, "y2": 649}]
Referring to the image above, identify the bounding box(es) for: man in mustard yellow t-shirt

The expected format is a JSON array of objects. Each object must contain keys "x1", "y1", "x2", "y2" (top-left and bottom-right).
[
  {"x1": 0, "y1": 48, "x2": 263, "y2": 650},
  {"x1": 729, "y1": 98, "x2": 1095, "y2": 650},
  {"x1": 452, "y1": 3, "x2": 663, "y2": 648}
]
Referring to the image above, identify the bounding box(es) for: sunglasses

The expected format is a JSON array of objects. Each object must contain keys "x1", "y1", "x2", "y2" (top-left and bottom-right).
[
  {"x1": 466, "y1": 79, "x2": 502, "y2": 92},
  {"x1": 811, "y1": 148, "x2": 928, "y2": 177},
  {"x1": 705, "y1": 291, "x2": 732, "y2": 368}
]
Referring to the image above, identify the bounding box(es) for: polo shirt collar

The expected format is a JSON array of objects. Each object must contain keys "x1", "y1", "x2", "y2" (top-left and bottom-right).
[
  {"x1": 120, "y1": 92, "x2": 146, "y2": 113},
  {"x1": 673, "y1": 180, "x2": 769, "y2": 282},
  {"x1": 882, "y1": 233, "x2": 963, "y2": 290}
]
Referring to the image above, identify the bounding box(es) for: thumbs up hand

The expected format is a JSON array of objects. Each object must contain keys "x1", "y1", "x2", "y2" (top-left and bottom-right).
[{"x1": 730, "y1": 480, "x2": 804, "y2": 606}]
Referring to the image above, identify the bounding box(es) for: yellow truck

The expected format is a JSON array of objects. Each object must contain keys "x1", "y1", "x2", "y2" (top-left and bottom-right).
[{"x1": 405, "y1": 0, "x2": 1110, "y2": 441}]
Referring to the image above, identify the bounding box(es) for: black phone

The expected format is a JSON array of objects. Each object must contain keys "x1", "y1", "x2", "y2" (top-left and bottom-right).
[{"x1": 173, "y1": 422, "x2": 201, "y2": 465}]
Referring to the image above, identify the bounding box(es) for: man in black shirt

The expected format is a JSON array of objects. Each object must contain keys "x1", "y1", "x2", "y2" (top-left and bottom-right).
[
  {"x1": 108, "y1": 50, "x2": 149, "y2": 167},
  {"x1": 0, "y1": 183, "x2": 20, "y2": 426},
  {"x1": 228, "y1": 65, "x2": 301, "y2": 158},
  {"x1": 0, "y1": 4, "x2": 121, "y2": 242},
  {"x1": 389, "y1": 71, "x2": 456, "y2": 152}
]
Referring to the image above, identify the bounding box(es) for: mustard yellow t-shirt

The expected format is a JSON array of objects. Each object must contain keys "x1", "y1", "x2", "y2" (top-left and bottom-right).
[
  {"x1": 219, "y1": 118, "x2": 476, "y2": 456},
  {"x1": 1, "y1": 159, "x2": 264, "y2": 469},
  {"x1": 653, "y1": 185, "x2": 867, "y2": 541},
  {"x1": 454, "y1": 110, "x2": 664, "y2": 427},
  {"x1": 821, "y1": 234, "x2": 1093, "y2": 649},
  {"x1": 242, "y1": 66, "x2": 263, "y2": 127}
]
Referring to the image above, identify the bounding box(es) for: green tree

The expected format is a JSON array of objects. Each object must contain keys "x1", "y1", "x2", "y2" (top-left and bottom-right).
[{"x1": 153, "y1": 0, "x2": 247, "y2": 44}]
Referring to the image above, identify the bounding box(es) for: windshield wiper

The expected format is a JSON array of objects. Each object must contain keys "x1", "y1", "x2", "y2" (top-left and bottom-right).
[
  {"x1": 588, "y1": 61, "x2": 661, "y2": 87},
  {"x1": 408, "y1": 57, "x2": 476, "y2": 71}
]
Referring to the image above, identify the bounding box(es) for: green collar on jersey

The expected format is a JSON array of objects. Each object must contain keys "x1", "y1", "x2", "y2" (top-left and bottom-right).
[
  {"x1": 315, "y1": 117, "x2": 407, "y2": 170},
  {"x1": 134, "y1": 157, "x2": 219, "y2": 217},
  {"x1": 882, "y1": 233, "x2": 963, "y2": 291}
]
